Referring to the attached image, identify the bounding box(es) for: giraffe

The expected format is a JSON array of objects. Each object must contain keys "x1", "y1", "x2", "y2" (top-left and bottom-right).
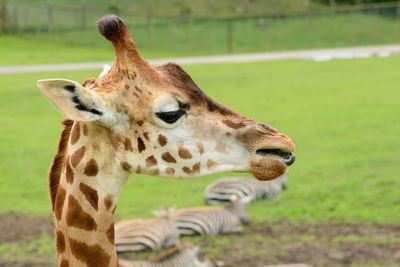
[{"x1": 37, "y1": 15, "x2": 295, "y2": 267}]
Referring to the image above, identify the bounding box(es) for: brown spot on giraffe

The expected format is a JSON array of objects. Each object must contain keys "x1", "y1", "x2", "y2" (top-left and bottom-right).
[
  {"x1": 54, "y1": 186, "x2": 66, "y2": 221},
  {"x1": 143, "y1": 132, "x2": 150, "y2": 141},
  {"x1": 197, "y1": 143, "x2": 204, "y2": 154},
  {"x1": 136, "y1": 165, "x2": 142, "y2": 174},
  {"x1": 104, "y1": 196, "x2": 113, "y2": 211},
  {"x1": 84, "y1": 159, "x2": 99, "y2": 176},
  {"x1": 182, "y1": 163, "x2": 201, "y2": 175},
  {"x1": 66, "y1": 195, "x2": 97, "y2": 231},
  {"x1": 165, "y1": 167, "x2": 175, "y2": 175},
  {"x1": 178, "y1": 147, "x2": 193, "y2": 159},
  {"x1": 182, "y1": 166, "x2": 192, "y2": 175},
  {"x1": 121, "y1": 161, "x2": 132, "y2": 172},
  {"x1": 137, "y1": 120, "x2": 144, "y2": 126},
  {"x1": 70, "y1": 146, "x2": 86, "y2": 168},
  {"x1": 146, "y1": 156, "x2": 157, "y2": 167},
  {"x1": 215, "y1": 143, "x2": 228, "y2": 154},
  {"x1": 135, "y1": 85, "x2": 142, "y2": 93},
  {"x1": 137, "y1": 137, "x2": 146, "y2": 153},
  {"x1": 110, "y1": 135, "x2": 121, "y2": 150},
  {"x1": 106, "y1": 223, "x2": 115, "y2": 244},
  {"x1": 70, "y1": 122, "x2": 80, "y2": 145},
  {"x1": 124, "y1": 138, "x2": 133, "y2": 151},
  {"x1": 65, "y1": 158, "x2": 74, "y2": 184},
  {"x1": 69, "y1": 238, "x2": 110, "y2": 267},
  {"x1": 60, "y1": 259, "x2": 69, "y2": 267},
  {"x1": 79, "y1": 183, "x2": 99, "y2": 211},
  {"x1": 192, "y1": 162, "x2": 201, "y2": 174},
  {"x1": 83, "y1": 124, "x2": 89, "y2": 136},
  {"x1": 92, "y1": 143, "x2": 100, "y2": 151},
  {"x1": 207, "y1": 159, "x2": 216, "y2": 169},
  {"x1": 151, "y1": 168, "x2": 160, "y2": 176},
  {"x1": 158, "y1": 134, "x2": 167, "y2": 147},
  {"x1": 223, "y1": 119, "x2": 246, "y2": 129},
  {"x1": 161, "y1": 152, "x2": 177, "y2": 163},
  {"x1": 56, "y1": 231, "x2": 66, "y2": 254},
  {"x1": 124, "y1": 84, "x2": 130, "y2": 90}
]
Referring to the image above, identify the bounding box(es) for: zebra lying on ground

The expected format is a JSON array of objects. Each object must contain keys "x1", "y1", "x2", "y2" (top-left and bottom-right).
[
  {"x1": 170, "y1": 195, "x2": 251, "y2": 236},
  {"x1": 204, "y1": 174, "x2": 288, "y2": 205},
  {"x1": 115, "y1": 209, "x2": 180, "y2": 252},
  {"x1": 118, "y1": 243, "x2": 214, "y2": 267}
]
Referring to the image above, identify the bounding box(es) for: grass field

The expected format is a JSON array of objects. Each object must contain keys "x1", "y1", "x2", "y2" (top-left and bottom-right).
[
  {"x1": 1, "y1": 56, "x2": 399, "y2": 266},
  {"x1": 1, "y1": 13, "x2": 400, "y2": 65}
]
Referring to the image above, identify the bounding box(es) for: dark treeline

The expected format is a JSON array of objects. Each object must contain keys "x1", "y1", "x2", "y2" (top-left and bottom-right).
[{"x1": 314, "y1": 0, "x2": 397, "y2": 4}]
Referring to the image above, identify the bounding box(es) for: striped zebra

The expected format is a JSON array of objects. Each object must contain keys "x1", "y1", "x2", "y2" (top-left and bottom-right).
[
  {"x1": 118, "y1": 243, "x2": 214, "y2": 267},
  {"x1": 204, "y1": 174, "x2": 288, "y2": 205},
  {"x1": 170, "y1": 195, "x2": 251, "y2": 236},
  {"x1": 115, "y1": 209, "x2": 180, "y2": 252}
]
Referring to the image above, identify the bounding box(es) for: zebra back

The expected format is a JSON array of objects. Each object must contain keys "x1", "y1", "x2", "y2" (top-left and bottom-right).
[
  {"x1": 204, "y1": 174, "x2": 288, "y2": 204},
  {"x1": 119, "y1": 243, "x2": 214, "y2": 267},
  {"x1": 115, "y1": 215, "x2": 180, "y2": 252},
  {"x1": 170, "y1": 204, "x2": 244, "y2": 236}
]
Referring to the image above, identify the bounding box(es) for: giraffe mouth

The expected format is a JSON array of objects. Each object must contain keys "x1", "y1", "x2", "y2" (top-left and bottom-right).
[{"x1": 256, "y1": 149, "x2": 296, "y2": 166}]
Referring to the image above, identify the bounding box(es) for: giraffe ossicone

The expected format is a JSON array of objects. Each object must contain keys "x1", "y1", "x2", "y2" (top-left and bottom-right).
[{"x1": 37, "y1": 14, "x2": 295, "y2": 267}]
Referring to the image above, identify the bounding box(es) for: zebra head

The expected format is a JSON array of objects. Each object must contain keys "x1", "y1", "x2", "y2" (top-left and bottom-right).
[{"x1": 228, "y1": 195, "x2": 251, "y2": 225}]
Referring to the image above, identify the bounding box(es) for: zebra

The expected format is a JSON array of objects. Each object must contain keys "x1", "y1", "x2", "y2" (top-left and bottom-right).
[
  {"x1": 118, "y1": 243, "x2": 214, "y2": 267},
  {"x1": 204, "y1": 174, "x2": 288, "y2": 205},
  {"x1": 115, "y1": 209, "x2": 180, "y2": 252},
  {"x1": 170, "y1": 195, "x2": 251, "y2": 236}
]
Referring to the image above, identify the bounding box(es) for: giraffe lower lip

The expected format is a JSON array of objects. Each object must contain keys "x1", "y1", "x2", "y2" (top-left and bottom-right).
[{"x1": 249, "y1": 158, "x2": 287, "y2": 181}]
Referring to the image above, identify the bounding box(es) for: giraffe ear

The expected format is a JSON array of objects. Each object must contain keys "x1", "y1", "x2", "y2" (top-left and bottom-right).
[{"x1": 37, "y1": 79, "x2": 107, "y2": 122}]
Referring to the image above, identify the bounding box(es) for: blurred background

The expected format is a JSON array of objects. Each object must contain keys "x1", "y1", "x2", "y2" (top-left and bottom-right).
[{"x1": 0, "y1": 0, "x2": 399, "y2": 266}]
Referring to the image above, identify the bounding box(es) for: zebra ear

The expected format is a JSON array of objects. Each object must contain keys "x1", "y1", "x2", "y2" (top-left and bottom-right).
[
  {"x1": 167, "y1": 207, "x2": 176, "y2": 215},
  {"x1": 241, "y1": 196, "x2": 252, "y2": 204},
  {"x1": 152, "y1": 208, "x2": 165, "y2": 218},
  {"x1": 153, "y1": 207, "x2": 175, "y2": 218},
  {"x1": 229, "y1": 194, "x2": 240, "y2": 203}
]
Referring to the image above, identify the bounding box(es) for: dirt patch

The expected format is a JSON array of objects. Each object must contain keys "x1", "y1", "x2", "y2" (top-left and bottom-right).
[
  {"x1": 1, "y1": 212, "x2": 399, "y2": 267},
  {"x1": 197, "y1": 221, "x2": 400, "y2": 267},
  {"x1": 0, "y1": 212, "x2": 53, "y2": 243}
]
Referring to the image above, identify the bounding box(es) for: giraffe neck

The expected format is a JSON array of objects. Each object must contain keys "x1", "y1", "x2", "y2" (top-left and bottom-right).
[{"x1": 53, "y1": 122, "x2": 129, "y2": 267}]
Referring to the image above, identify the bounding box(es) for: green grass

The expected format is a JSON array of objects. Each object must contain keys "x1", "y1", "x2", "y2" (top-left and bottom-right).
[
  {"x1": 0, "y1": 56, "x2": 399, "y2": 225},
  {"x1": 0, "y1": 234, "x2": 55, "y2": 265},
  {"x1": 1, "y1": 13, "x2": 400, "y2": 65}
]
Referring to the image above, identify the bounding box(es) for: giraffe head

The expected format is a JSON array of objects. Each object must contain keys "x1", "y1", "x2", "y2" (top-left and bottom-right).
[{"x1": 37, "y1": 15, "x2": 295, "y2": 182}]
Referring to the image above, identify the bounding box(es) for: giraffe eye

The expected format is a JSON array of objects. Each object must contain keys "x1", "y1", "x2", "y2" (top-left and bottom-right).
[{"x1": 155, "y1": 109, "x2": 186, "y2": 124}]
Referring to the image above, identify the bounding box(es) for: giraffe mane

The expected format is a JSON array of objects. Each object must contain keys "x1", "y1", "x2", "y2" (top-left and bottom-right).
[{"x1": 48, "y1": 119, "x2": 74, "y2": 210}]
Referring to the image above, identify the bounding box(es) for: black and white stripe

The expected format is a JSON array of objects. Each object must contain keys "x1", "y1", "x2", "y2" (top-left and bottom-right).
[
  {"x1": 170, "y1": 196, "x2": 250, "y2": 236},
  {"x1": 204, "y1": 174, "x2": 288, "y2": 205},
  {"x1": 115, "y1": 211, "x2": 180, "y2": 252},
  {"x1": 118, "y1": 243, "x2": 214, "y2": 267}
]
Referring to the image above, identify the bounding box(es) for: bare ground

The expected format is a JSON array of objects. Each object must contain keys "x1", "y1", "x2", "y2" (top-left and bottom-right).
[{"x1": 0, "y1": 213, "x2": 399, "y2": 267}]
